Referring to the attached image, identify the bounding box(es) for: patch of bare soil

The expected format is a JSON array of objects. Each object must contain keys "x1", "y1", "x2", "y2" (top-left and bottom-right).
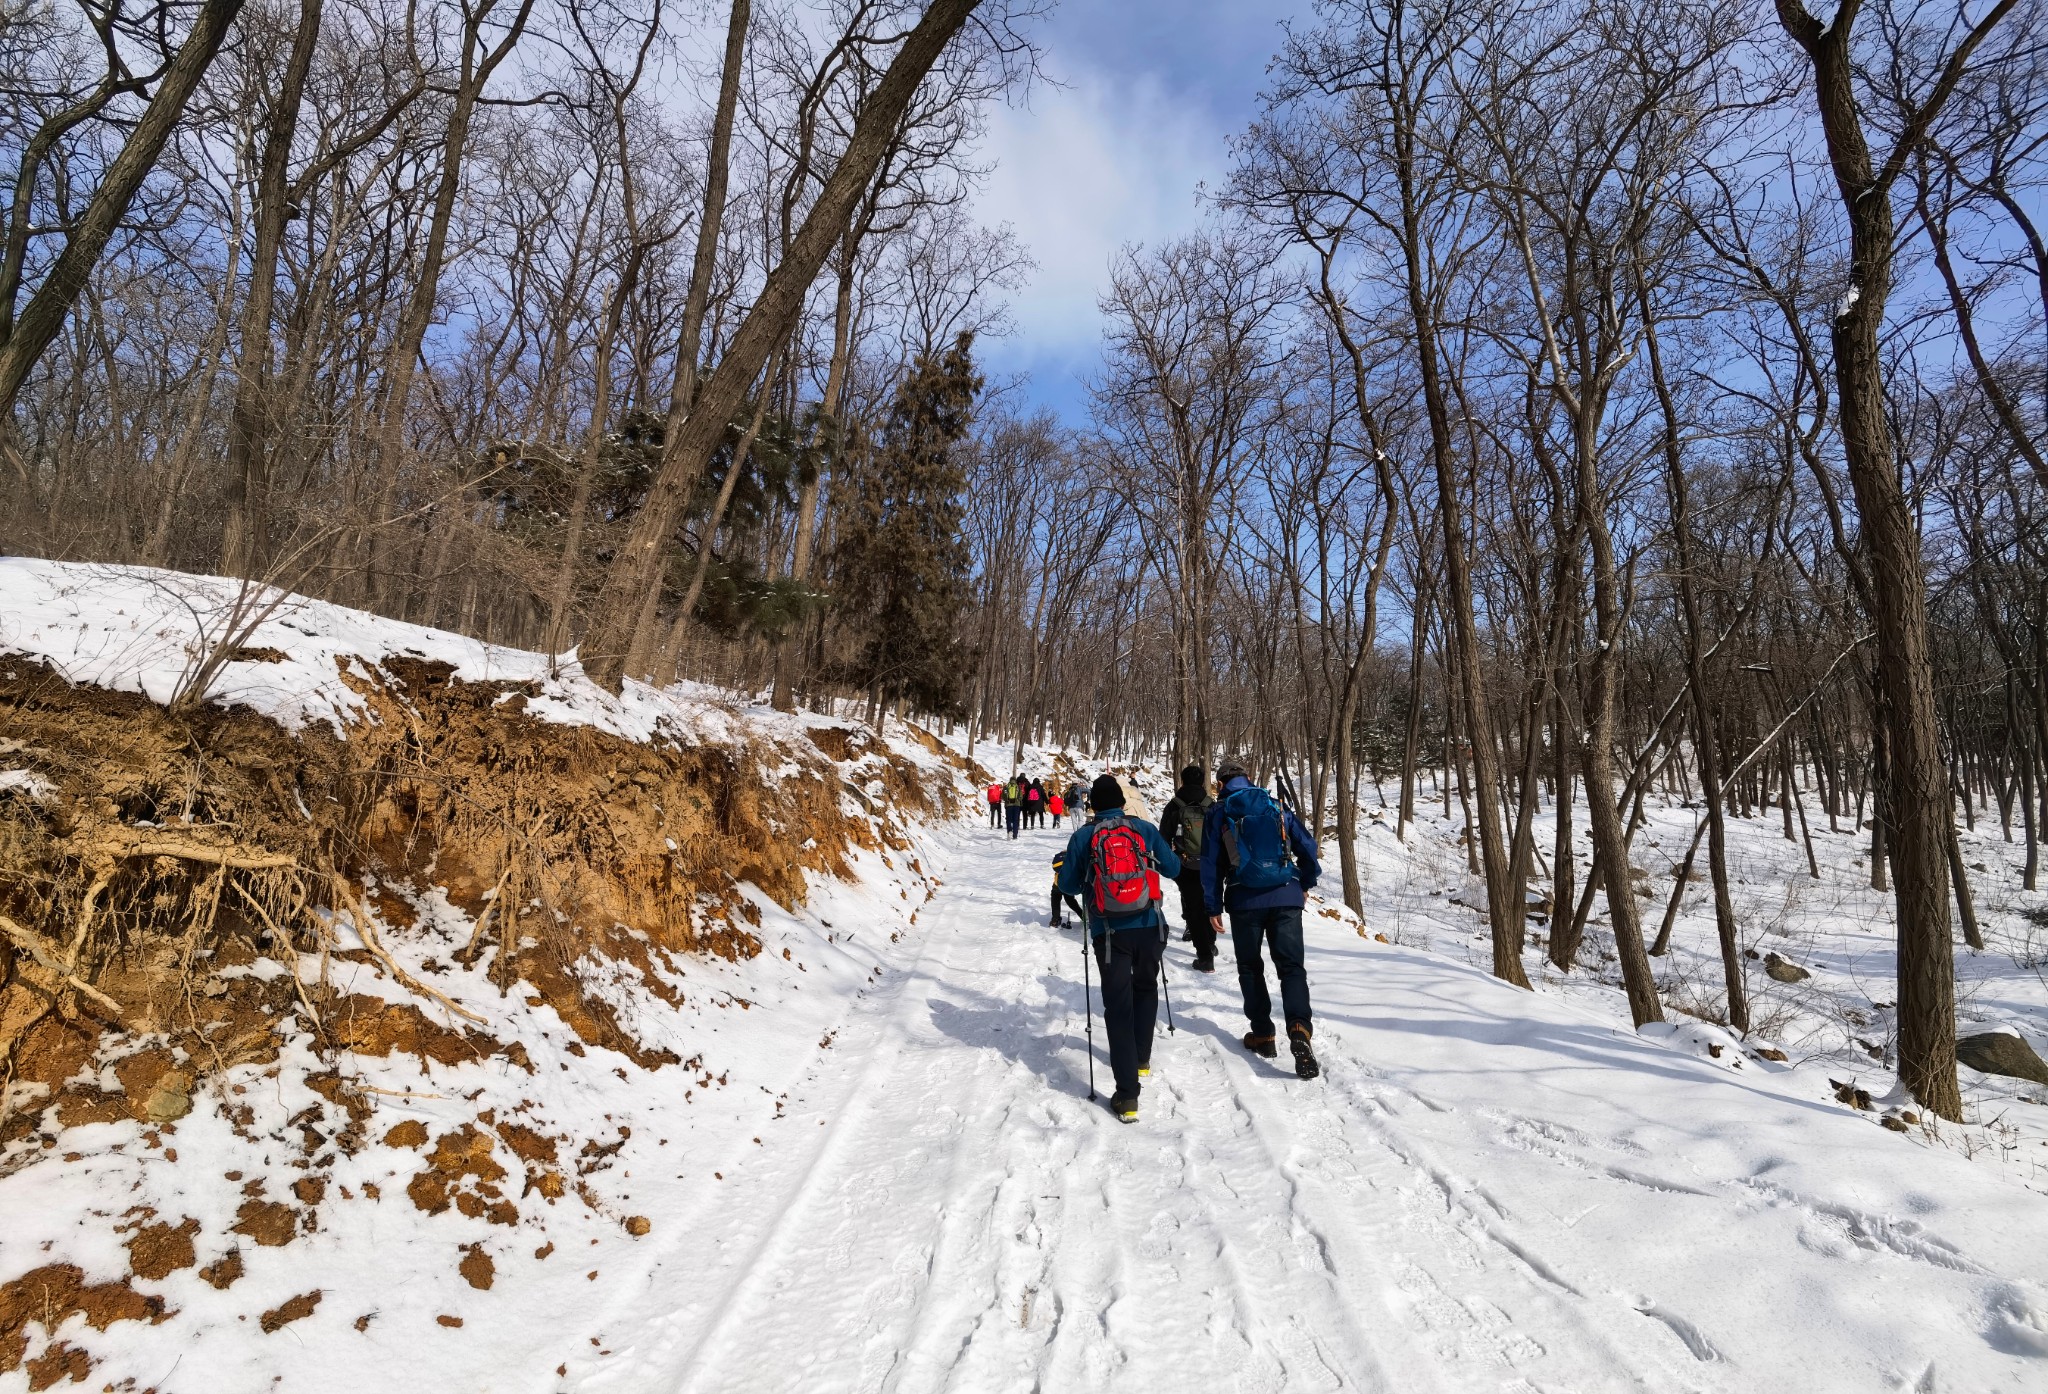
[
  {"x1": 123, "y1": 1217, "x2": 198, "y2": 1281},
  {"x1": 1, "y1": 656, "x2": 960, "y2": 1142},
  {"x1": 259, "y1": 1289, "x2": 320, "y2": 1333},
  {"x1": 406, "y1": 1124, "x2": 517, "y2": 1225},
  {"x1": 0, "y1": 1263, "x2": 167, "y2": 1382}
]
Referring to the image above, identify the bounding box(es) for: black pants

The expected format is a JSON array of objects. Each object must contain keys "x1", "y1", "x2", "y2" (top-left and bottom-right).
[
  {"x1": 1230, "y1": 905, "x2": 1311, "y2": 1039},
  {"x1": 1051, "y1": 888, "x2": 1082, "y2": 926},
  {"x1": 1094, "y1": 929, "x2": 1161, "y2": 1099},
  {"x1": 989, "y1": 801, "x2": 1001, "y2": 827},
  {"x1": 1174, "y1": 871, "x2": 1216, "y2": 962}
]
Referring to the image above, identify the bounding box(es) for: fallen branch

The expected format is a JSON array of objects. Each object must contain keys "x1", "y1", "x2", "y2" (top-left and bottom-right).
[
  {"x1": 328, "y1": 875, "x2": 486, "y2": 1026},
  {"x1": 0, "y1": 913, "x2": 125, "y2": 1017},
  {"x1": 457, "y1": 865, "x2": 516, "y2": 967}
]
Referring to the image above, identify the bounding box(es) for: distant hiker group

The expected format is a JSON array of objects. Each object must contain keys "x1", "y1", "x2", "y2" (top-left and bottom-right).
[
  {"x1": 1010, "y1": 760, "x2": 1322, "y2": 1125},
  {"x1": 987, "y1": 775, "x2": 1064, "y2": 839}
]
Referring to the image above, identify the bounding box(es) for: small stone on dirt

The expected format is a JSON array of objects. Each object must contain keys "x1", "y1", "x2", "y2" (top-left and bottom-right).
[{"x1": 145, "y1": 1072, "x2": 192, "y2": 1123}]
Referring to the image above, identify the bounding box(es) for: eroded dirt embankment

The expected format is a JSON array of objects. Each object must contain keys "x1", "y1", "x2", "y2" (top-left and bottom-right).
[{"x1": 0, "y1": 652, "x2": 960, "y2": 1158}]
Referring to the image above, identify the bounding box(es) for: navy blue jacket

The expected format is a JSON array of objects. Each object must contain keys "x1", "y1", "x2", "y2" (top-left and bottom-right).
[
  {"x1": 1200, "y1": 776, "x2": 1321, "y2": 915},
  {"x1": 1057, "y1": 811, "x2": 1182, "y2": 938}
]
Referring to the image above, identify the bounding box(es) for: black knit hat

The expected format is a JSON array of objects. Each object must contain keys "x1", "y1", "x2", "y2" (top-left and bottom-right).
[
  {"x1": 1090, "y1": 774, "x2": 1126, "y2": 811},
  {"x1": 1179, "y1": 764, "x2": 1205, "y2": 787}
]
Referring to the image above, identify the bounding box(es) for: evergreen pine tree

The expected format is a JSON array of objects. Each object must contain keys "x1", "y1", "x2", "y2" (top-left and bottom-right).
[{"x1": 829, "y1": 332, "x2": 982, "y2": 718}]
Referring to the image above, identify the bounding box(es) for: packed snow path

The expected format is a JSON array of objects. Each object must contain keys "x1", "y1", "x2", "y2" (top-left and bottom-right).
[{"x1": 584, "y1": 820, "x2": 2048, "y2": 1394}]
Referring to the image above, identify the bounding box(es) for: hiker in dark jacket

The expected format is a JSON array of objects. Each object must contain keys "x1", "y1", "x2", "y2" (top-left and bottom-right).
[
  {"x1": 1158, "y1": 764, "x2": 1217, "y2": 972},
  {"x1": 1058, "y1": 774, "x2": 1181, "y2": 1122},
  {"x1": 1003, "y1": 775, "x2": 1025, "y2": 839},
  {"x1": 1201, "y1": 757, "x2": 1323, "y2": 1079},
  {"x1": 1025, "y1": 778, "x2": 1045, "y2": 828},
  {"x1": 1066, "y1": 781, "x2": 1089, "y2": 818}
]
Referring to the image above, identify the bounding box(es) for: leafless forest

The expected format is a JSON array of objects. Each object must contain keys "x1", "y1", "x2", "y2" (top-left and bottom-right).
[{"x1": 3, "y1": 0, "x2": 2044, "y2": 1121}]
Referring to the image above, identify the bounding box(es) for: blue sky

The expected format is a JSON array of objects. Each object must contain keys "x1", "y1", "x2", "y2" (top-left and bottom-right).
[{"x1": 972, "y1": 3, "x2": 1307, "y2": 425}]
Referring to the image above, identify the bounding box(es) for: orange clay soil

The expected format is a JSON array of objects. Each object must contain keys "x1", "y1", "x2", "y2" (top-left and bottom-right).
[{"x1": 0, "y1": 654, "x2": 965, "y2": 1144}]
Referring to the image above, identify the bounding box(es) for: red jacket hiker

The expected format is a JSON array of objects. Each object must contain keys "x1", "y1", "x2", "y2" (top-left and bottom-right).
[{"x1": 987, "y1": 782, "x2": 1003, "y2": 828}]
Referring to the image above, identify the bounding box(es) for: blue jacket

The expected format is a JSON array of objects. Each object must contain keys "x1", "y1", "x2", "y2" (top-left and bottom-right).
[
  {"x1": 1057, "y1": 811, "x2": 1182, "y2": 938},
  {"x1": 1200, "y1": 776, "x2": 1321, "y2": 915}
]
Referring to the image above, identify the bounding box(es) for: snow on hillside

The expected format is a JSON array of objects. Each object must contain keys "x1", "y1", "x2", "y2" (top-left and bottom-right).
[
  {"x1": 0, "y1": 555, "x2": 860, "y2": 753},
  {"x1": 1342, "y1": 796, "x2": 2048, "y2": 1194}
]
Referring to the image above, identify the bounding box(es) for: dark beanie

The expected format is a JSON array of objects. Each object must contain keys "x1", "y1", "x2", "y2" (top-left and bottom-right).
[
  {"x1": 1179, "y1": 764, "x2": 1205, "y2": 787},
  {"x1": 1090, "y1": 774, "x2": 1126, "y2": 811},
  {"x1": 1216, "y1": 757, "x2": 1249, "y2": 784}
]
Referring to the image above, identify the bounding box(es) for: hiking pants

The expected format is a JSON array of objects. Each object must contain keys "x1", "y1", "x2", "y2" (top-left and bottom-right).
[
  {"x1": 1229, "y1": 905, "x2": 1310, "y2": 1039},
  {"x1": 1006, "y1": 805, "x2": 1022, "y2": 838},
  {"x1": 989, "y1": 800, "x2": 1001, "y2": 827},
  {"x1": 1175, "y1": 871, "x2": 1216, "y2": 962},
  {"x1": 1051, "y1": 889, "x2": 1083, "y2": 927},
  {"x1": 1094, "y1": 929, "x2": 1161, "y2": 1100}
]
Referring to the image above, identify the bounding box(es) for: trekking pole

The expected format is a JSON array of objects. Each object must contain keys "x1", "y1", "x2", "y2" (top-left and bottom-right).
[
  {"x1": 1083, "y1": 930, "x2": 1097, "y2": 1100},
  {"x1": 1160, "y1": 945, "x2": 1175, "y2": 1035}
]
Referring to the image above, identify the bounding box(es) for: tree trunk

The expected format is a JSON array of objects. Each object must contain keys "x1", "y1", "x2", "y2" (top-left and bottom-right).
[
  {"x1": 365, "y1": 0, "x2": 535, "y2": 605},
  {"x1": 0, "y1": 0, "x2": 248, "y2": 420},
  {"x1": 222, "y1": 0, "x2": 323, "y2": 578},
  {"x1": 586, "y1": 0, "x2": 982, "y2": 690}
]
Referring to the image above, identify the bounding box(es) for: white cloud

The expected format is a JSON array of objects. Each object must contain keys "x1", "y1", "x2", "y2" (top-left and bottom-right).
[{"x1": 973, "y1": 61, "x2": 1230, "y2": 405}]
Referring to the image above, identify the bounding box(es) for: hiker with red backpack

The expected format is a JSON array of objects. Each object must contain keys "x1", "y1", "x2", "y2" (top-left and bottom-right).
[
  {"x1": 987, "y1": 782, "x2": 1003, "y2": 828},
  {"x1": 1057, "y1": 774, "x2": 1181, "y2": 1122},
  {"x1": 1201, "y1": 757, "x2": 1323, "y2": 1080}
]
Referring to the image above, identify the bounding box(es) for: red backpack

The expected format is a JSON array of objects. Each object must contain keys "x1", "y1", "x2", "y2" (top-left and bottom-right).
[{"x1": 1089, "y1": 817, "x2": 1162, "y2": 917}]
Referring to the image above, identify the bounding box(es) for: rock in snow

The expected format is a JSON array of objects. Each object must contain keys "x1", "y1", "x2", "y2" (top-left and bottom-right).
[{"x1": 1958, "y1": 1031, "x2": 2048, "y2": 1087}]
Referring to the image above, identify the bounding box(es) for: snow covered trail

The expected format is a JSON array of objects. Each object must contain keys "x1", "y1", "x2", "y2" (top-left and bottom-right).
[{"x1": 581, "y1": 819, "x2": 2048, "y2": 1394}]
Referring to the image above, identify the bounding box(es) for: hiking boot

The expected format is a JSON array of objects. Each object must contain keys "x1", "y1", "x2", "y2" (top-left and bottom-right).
[
  {"x1": 1107, "y1": 1093, "x2": 1139, "y2": 1123},
  {"x1": 1289, "y1": 1024, "x2": 1321, "y2": 1081},
  {"x1": 1181, "y1": 928, "x2": 1194, "y2": 941},
  {"x1": 1243, "y1": 1031, "x2": 1277, "y2": 1058},
  {"x1": 1192, "y1": 956, "x2": 1215, "y2": 973}
]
